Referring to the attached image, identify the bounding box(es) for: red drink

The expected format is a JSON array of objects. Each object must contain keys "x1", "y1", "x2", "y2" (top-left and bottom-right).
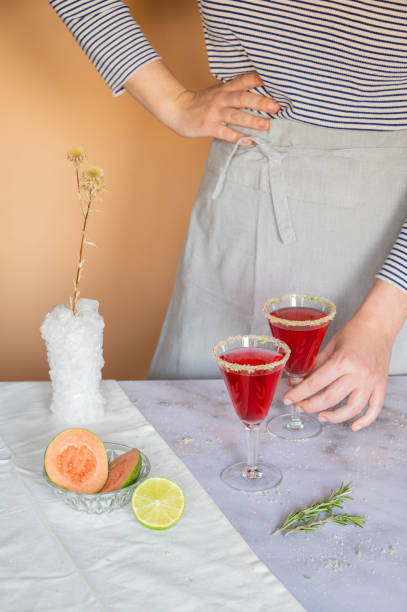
[
  {"x1": 267, "y1": 306, "x2": 329, "y2": 376},
  {"x1": 219, "y1": 348, "x2": 284, "y2": 424}
]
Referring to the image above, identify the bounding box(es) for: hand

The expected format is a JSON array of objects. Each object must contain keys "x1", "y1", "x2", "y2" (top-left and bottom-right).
[
  {"x1": 282, "y1": 280, "x2": 407, "y2": 431},
  {"x1": 171, "y1": 72, "x2": 280, "y2": 143},
  {"x1": 283, "y1": 316, "x2": 391, "y2": 431},
  {"x1": 124, "y1": 60, "x2": 279, "y2": 144}
]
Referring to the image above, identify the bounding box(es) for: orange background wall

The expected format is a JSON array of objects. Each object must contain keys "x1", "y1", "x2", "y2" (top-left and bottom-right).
[{"x1": 1, "y1": 0, "x2": 214, "y2": 381}]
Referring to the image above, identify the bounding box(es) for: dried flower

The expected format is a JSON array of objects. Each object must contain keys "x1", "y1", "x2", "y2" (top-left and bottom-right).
[
  {"x1": 67, "y1": 152, "x2": 105, "y2": 315},
  {"x1": 67, "y1": 146, "x2": 86, "y2": 166},
  {"x1": 80, "y1": 166, "x2": 105, "y2": 193}
]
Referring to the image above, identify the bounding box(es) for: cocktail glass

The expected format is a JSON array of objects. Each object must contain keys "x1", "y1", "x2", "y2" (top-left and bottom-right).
[
  {"x1": 263, "y1": 295, "x2": 336, "y2": 440},
  {"x1": 213, "y1": 334, "x2": 290, "y2": 492}
]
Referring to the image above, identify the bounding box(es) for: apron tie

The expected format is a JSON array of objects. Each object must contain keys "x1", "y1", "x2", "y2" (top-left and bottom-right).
[{"x1": 212, "y1": 136, "x2": 296, "y2": 245}]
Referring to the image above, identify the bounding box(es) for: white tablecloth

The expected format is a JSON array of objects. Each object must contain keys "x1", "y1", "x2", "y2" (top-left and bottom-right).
[{"x1": 0, "y1": 381, "x2": 303, "y2": 612}]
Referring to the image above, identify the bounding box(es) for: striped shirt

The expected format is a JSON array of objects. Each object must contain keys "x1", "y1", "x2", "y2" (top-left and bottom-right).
[{"x1": 49, "y1": 0, "x2": 407, "y2": 293}]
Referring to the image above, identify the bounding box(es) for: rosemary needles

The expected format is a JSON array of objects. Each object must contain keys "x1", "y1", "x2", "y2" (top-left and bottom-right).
[{"x1": 272, "y1": 482, "x2": 366, "y2": 536}]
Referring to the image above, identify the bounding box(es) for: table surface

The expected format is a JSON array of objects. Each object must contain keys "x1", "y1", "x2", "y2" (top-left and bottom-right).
[{"x1": 120, "y1": 377, "x2": 407, "y2": 612}]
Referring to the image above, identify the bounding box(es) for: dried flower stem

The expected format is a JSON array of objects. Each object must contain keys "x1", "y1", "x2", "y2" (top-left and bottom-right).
[
  {"x1": 75, "y1": 166, "x2": 80, "y2": 192},
  {"x1": 75, "y1": 167, "x2": 86, "y2": 217},
  {"x1": 71, "y1": 192, "x2": 93, "y2": 315}
]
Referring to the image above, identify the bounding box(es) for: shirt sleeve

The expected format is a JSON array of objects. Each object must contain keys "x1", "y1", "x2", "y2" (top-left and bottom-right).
[
  {"x1": 376, "y1": 219, "x2": 407, "y2": 294},
  {"x1": 49, "y1": 0, "x2": 161, "y2": 96}
]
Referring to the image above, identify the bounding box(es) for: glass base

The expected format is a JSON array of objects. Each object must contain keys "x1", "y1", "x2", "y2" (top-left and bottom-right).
[
  {"x1": 220, "y1": 461, "x2": 282, "y2": 492},
  {"x1": 267, "y1": 413, "x2": 321, "y2": 440}
]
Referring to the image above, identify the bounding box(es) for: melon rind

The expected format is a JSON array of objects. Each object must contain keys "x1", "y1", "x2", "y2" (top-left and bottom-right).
[
  {"x1": 99, "y1": 449, "x2": 142, "y2": 493},
  {"x1": 44, "y1": 428, "x2": 108, "y2": 494}
]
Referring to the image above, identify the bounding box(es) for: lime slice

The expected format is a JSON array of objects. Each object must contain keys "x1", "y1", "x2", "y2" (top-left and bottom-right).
[{"x1": 131, "y1": 477, "x2": 185, "y2": 530}]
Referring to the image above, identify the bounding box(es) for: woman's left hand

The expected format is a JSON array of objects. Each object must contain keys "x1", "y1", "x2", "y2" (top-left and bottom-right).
[{"x1": 282, "y1": 280, "x2": 407, "y2": 431}]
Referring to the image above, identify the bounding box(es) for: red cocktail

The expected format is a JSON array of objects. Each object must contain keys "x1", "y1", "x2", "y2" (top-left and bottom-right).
[
  {"x1": 219, "y1": 348, "x2": 283, "y2": 423},
  {"x1": 214, "y1": 335, "x2": 290, "y2": 492},
  {"x1": 269, "y1": 307, "x2": 329, "y2": 378},
  {"x1": 264, "y1": 295, "x2": 336, "y2": 440}
]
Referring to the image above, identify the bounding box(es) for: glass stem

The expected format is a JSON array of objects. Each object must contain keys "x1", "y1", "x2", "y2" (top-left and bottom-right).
[
  {"x1": 244, "y1": 423, "x2": 262, "y2": 479},
  {"x1": 287, "y1": 404, "x2": 304, "y2": 430}
]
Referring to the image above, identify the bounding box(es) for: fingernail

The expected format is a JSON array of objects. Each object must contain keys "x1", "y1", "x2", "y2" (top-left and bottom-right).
[
  {"x1": 296, "y1": 405, "x2": 303, "y2": 413},
  {"x1": 241, "y1": 139, "x2": 253, "y2": 146},
  {"x1": 318, "y1": 415, "x2": 327, "y2": 422},
  {"x1": 259, "y1": 119, "x2": 268, "y2": 128},
  {"x1": 353, "y1": 424, "x2": 361, "y2": 431},
  {"x1": 283, "y1": 399, "x2": 292, "y2": 406}
]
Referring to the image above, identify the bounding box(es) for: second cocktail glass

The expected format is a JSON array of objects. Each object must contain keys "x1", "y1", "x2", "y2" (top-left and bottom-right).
[
  {"x1": 214, "y1": 335, "x2": 290, "y2": 492},
  {"x1": 263, "y1": 294, "x2": 336, "y2": 440}
]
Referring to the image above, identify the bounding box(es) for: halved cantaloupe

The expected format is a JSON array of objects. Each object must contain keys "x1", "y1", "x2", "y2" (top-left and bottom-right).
[
  {"x1": 99, "y1": 449, "x2": 142, "y2": 493},
  {"x1": 44, "y1": 428, "x2": 108, "y2": 494}
]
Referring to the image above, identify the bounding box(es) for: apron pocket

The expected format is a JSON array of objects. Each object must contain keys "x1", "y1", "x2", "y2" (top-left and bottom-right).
[{"x1": 284, "y1": 147, "x2": 407, "y2": 210}]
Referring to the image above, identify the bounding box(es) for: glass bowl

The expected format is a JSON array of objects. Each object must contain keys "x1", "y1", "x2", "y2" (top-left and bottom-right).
[{"x1": 43, "y1": 442, "x2": 151, "y2": 514}]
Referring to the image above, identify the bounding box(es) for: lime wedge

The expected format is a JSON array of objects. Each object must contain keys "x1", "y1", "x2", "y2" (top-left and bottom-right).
[{"x1": 131, "y1": 477, "x2": 185, "y2": 530}]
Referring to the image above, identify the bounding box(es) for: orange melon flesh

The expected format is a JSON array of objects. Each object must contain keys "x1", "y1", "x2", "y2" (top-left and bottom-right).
[
  {"x1": 99, "y1": 449, "x2": 142, "y2": 493},
  {"x1": 44, "y1": 428, "x2": 108, "y2": 494}
]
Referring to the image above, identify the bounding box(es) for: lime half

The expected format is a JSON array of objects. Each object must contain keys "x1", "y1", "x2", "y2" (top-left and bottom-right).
[{"x1": 131, "y1": 477, "x2": 185, "y2": 530}]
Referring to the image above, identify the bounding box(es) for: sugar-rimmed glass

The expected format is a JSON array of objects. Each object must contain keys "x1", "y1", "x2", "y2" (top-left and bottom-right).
[
  {"x1": 43, "y1": 442, "x2": 150, "y2": 513},
  {"x1": 264, "y1": 295, "x2": 336, "y2": 440},
  {"x1": 214, "y1": 335, "x2": 290, "y2": 492}
]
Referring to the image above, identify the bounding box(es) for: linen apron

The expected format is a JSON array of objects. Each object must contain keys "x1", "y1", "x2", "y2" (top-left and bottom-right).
[{"x1": 149, "y1": 119, "x2": 407, "y2": 379}]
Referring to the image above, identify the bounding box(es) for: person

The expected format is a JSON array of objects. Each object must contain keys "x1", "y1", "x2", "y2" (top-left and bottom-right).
[{"x1": 49, "y1": 0, "x2": 407, "y2": 431}]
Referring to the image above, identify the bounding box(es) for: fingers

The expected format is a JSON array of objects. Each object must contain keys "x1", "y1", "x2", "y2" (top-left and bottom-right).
[
  {"x1": 317, "y1": 388, "x2": 370, "y2": 423},
  {"x1": 227, "y1": 90, "x2": 280, "y2": 115},
  {"x1": 351, "y1": 386, "x2": 386, "y2": 431},
  {"x1": 295, "y1": 376, "x2": 352, "y2": 414},
  {"x1": 181, "y1": 72, "x2": 279, "y2": 141},
  {"x1": 214, "y1": 124, "x2": 254, "y2": 145},
  {"x1": 222, "y1": 71, "x2": 264, "y2": 91},
  {"x1": 284, "y1": 359, "x2": 341, "y2": 406},
  {"x1": 309, "y1": 382, "x2": 385, "y2": 429},
  {"x1": 219, "y1": 73, "x2": 280, "y2": 115},
  {"x1": 223, "y1": 108, "x2": 270, "y2": 130}
]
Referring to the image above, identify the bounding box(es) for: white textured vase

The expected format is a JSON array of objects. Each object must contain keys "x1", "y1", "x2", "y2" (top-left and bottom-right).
[{"x1": 40, "y1": 298, "x2": 106, "y2": 423}]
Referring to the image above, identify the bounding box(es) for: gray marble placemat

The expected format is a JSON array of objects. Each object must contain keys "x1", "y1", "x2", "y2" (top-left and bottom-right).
[{"x1": 120, "y1": 376, "x2": 407, "y2": 612}]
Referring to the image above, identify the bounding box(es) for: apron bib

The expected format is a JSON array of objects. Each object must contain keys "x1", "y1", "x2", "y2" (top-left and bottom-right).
[{"x1": 149, "y1": 119, "x2": 407, "y2": 379}]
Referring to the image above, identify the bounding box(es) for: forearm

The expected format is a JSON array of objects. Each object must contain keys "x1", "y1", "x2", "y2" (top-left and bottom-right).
[
  {"x1": 123, "y1": 60, "x2": 189, "y2": 131},
  {"x1": 352, "y1": 278, "x2": 407, "y2": 343},
  {"x1": 377, "y1": 218, "x2": 407, "y2": 294}
]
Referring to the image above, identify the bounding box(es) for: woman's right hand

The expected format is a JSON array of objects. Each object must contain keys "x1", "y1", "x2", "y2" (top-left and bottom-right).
[
  {"x1": 124, "y1": 60, "x2": 280, "y2": 143},
  {"x1": 170, "y1": 71, "x2": 280, "y2": 142}
]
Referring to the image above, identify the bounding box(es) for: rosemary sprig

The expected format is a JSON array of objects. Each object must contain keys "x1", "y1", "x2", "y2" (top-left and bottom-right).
[{"x1": 272, "y1": 482, "x2": 366, "y2": 536}]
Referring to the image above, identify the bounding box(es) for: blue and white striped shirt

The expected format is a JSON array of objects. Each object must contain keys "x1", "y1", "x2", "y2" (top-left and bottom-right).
[{"x1": 49, "y1": 0, "x2": 407, "y2": 293}]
